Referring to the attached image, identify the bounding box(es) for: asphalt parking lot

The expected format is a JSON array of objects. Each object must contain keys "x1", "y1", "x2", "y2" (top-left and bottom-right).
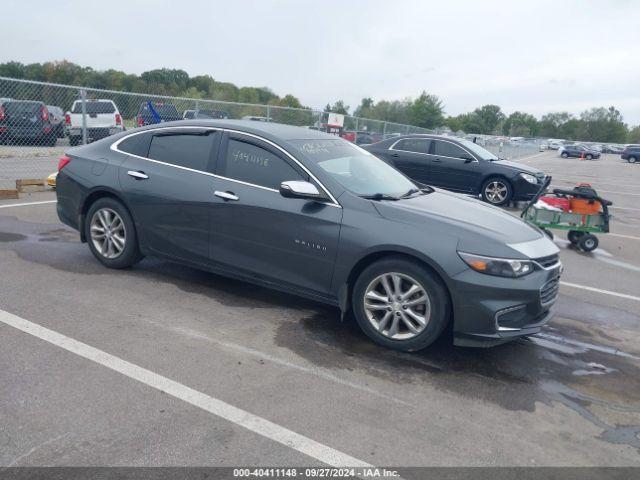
[{"x1": 0, "y1": 150, "x2": 639, "y2": 468}]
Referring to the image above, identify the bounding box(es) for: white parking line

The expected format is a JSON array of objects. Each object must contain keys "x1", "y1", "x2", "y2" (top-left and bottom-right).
[
  {"x1": 560, "y1": 282, "x2": 640, "y2": 302},
  {"x1": 0, "y1": 200, "x2": 56, "y2": 209},
  {"x1": 609, "y1": 233, "x2": 640, "y2": 241},
  {"x1": 0, "y1": 309, "x2": 371, "y2": 468}
]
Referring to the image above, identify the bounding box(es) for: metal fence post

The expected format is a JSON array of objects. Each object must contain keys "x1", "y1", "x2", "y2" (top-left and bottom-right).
[
  {"x1": 383, "y1": 121, "x2": 387, "y2": 137},
  {"x1": 354, "y1": 117, "x2": 359, "y2": 144},
  {"x1": 266, "y1": 105, "x2": 271, "y2": 122},
  {"x1": 80, "y1": 88, "x2": 87, "y2": 145},
  {"x1": 195, "y1": 99, "x2": 200, "y2": 117}
]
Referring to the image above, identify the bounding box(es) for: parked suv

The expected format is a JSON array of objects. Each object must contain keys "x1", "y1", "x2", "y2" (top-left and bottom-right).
[
  {"x1": 560, "y1": 144, "x2": 600, "y2": 159},
  {"x1": 363, "y1": 134, "x2": 547, "y2": 206},
  {"x1": 621, "y1": 145, "x2": 640, "y2": 163},
  {"x1": 66, "y1": 99, "x2": 123, "y2": 146},
  {"x1": 0, "y1": 100, "x2": 57, "y2": 146},
  {"x1": 136, "y1": 102, "x2": 182, "y2": 126}
]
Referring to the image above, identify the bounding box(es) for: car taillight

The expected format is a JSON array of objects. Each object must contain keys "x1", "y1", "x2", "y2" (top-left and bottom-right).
[
  {"x1": 41, "y1": 105, "x2": 49, "y2": 122},
  {"x1": 137, "y1": 115, "x2": 144, "y2": 126},
  {"x1": 58, "y1": 155, "x2": 71, "y2": 171},
  {"x1": 115, "y1": 113, "x2": 122, "y2": 125},
  {"x1": 65, "y1": 113, "x2": 71, "y2": 125},
  {"x1": 0, "y1": 105, "x2": 5, "y2": 121}
]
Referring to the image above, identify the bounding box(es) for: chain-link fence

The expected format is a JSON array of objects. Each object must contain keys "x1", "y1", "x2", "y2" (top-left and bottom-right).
[{"x1": 0, "y1": 76, "x2": 542, "y2": 192}]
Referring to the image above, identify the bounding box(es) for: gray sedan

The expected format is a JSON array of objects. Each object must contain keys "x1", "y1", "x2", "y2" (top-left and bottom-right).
[{"x1": 55, "y1": 120, "x2": 561, "y2": 351}]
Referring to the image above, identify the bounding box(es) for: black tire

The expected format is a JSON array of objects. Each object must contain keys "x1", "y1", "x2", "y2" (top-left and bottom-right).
[
  {"x1": 46, "y1": 135, "x2": 57, "y2": 147},
  {"x1": 585, "y1": 154, "x2": 593, "y2": 160},
  {"x1": 578, "y1": 234, "x2": 598, "y2": 252},
  {"x1": 481, "y1": 177, "x2": 513, "y2": 206},
  {"x1": 85, "y1": 197, "x2": 143, "y2": 269},
  {"x1": 629, "y1": 156, "x2": 637, "y2": 164},
  {"x1": 352, "y1": 256, "x2": 451, "y2": 352},
  {"x1": 542, "y1": 228, "x2": 554, "y2": 240},
  {"x1": 69, "y1": 136, "x2": 80, "y2": 147},
  {"x1": 561, "y1": 152, "x2": 569, "y2": 158},
  {"x1": 567, "y1": 230, "x2": 584, "y2": 244}
]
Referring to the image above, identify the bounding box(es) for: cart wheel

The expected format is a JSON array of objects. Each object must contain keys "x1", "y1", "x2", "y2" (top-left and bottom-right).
[
  {"x1": 578, "y1": 234, "x2": 598, "y2": 252},
  {"x1": 568, "y1": 230, "x2": 584, "y2": 244},
  {"x1": 541, "y1": 228, "x2": 554, "y2": 240}
]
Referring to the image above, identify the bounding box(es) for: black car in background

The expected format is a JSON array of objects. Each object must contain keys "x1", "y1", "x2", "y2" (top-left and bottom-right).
[
  {"x1": 560, "y1": 144, "x2": 600, "y2": 159},
  {"x1": 621, "y1": 145, "x2": 640, "y2": 163},
  {"x1": 0, "y1": 100, "x2": 57, "y2": 146},
  {"x1": 362, "y1": 134, "x2": 546, "y2": 205},
  {"x1": 136, "y1": 102, "x2": 182, "y2": 126},
  {"x1": 183, "y1": 109, "x2": 230, "y2": 120},
  {"x1": 55, "y1": 120, "x2": 560, "y2": 351}
]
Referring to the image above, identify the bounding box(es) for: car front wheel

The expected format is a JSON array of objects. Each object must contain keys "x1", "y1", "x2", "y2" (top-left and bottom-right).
[
  {"x1": 85, "y1": 197, "x2": 143, "y2": 269},
  {"x1": 561, "y1": 152, "x2": 568, "y2": 158},
  {"x1": 481, "y1": 177, "x2": 513, "y2": 206},
  {"x1": 629, "y1": 156, "x2": 638, "y2": 164},
  {"x1": 585, "y1": 154, "x2": 593, "y2": 160},
  {"x1": 352, "y1": 257, "x2": 450, "y2": 352}
]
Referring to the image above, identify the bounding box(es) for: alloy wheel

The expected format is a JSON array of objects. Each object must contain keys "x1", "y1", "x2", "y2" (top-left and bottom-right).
[
  {"x1": 363, "y1": 272, "x2": 431, "y2": 340},
  {"x1": 90, "y1": 208, "x2": 126, "y2": 259},
  {"x1": 484, "y1": 181, "x2": 508, "y2": 204}
]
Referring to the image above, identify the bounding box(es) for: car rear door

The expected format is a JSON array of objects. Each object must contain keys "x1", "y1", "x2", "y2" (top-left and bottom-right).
[
  {"x1": 208, "y1": 132, "x2": 342, "y2": 297},
  {"x1": 430, "y1": 139, "x2": 481, "y2": 193},
  {"x1": 385, "y1": 138, "x2": 433, "y2": 185},
  {"x1": 117, "y1": 127, "x2": 221, "y2": 264}
]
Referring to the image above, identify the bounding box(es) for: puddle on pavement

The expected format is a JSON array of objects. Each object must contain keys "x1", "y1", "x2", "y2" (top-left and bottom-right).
[
  {"x1": 0, "y1": 232, "x2": 27, "y2": 242},
  {"x1": 274, "y1": 308, "x2": 640, "y2": 451}
]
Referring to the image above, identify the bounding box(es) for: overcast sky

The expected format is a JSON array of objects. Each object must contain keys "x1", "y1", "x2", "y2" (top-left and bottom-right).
[{"x1": 3, "y1": 0, "x2": 640, "y2": 124}]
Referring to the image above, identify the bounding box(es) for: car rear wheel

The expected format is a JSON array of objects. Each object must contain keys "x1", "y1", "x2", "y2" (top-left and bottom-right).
[
  {"x1": 85, "y1": 197, "x2": 143, "y2": 269},
  {"x1": 481, "y1": 177, "x2": 513, "y2": 206},
  {"x1": 69, "y1": 136, "x2": 80, "y2": 147},
  {"x1": 629, "y1": 156, "x2": 638, "y2": 164},
  {"x1": 352, "y1": 257, "x2": 450, "y2": 352},
  {"x1": 561, "y1": 152, "x2": 569, "y2": 158},
  {"x1": 585, "y1": 154, "x2": 593, "y2": 160}
]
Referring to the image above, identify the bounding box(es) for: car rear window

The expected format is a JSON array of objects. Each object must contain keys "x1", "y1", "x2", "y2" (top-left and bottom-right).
[
  {"x1": 4, "y1": 102, "x2": 41, "y2": 116},
  {"x1": 71, "y1": 101, "x2": 116, "y2": 114},
  {"x1": 148, "y1": 131, "x2": 215, "y2": 171}
]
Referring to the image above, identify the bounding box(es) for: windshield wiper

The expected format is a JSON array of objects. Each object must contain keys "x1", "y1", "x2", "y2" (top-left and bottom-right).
[
  {"x1": 360, "y1": 193, "x2": 400, "y2": 201},
  {"x1": 400, "y1": 186, "x2": 434, "y2": 198}
]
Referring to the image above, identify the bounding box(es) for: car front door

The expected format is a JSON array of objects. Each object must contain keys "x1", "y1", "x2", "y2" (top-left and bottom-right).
[
  {"x1": 430, "y1": 140, "x2": 481, "y2": 192},
  {"x1": 118, "y1": 128, "x2": 220, "y2": 264},
  {"x1": 208, "y1": 132, "x2": 343, "y2": 297},
  {"x1": 385, "y1": 138, "x2": 433, "y2": 185}
]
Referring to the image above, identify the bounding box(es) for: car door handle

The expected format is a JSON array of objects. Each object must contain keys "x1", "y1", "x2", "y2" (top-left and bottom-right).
[
  {"x1": 214, "y1": 190, "x2": 239, "y2": 201},
  {"x1": 391, "y1": 153, "x2": 399, "y2": 157},
  {"x1": 127, "y1": 170, "x2": 149, "y2": 180},
  {"x1": 433, "y1": 158, "x2": 442, "y2": 163}
]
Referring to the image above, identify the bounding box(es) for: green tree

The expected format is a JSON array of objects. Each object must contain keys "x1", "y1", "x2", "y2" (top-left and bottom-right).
[
  {"x1": 502, "y1": 111, "x2": 539, "y2": 137},
  {"x1": 325, "y1": 100, "x2": 350, "y2": 115},
  {"x1": 409, "y1": 91, "x2": 444, "y2": 129},
  {"x1": 473, "y1": 104, "x2": 505, "y2": 134},
  {"x1": 628, "y1": 125, "x2": 640, "y2": 144},
  {"x1": 580, "y1": 106, "x2": 627, "y2": 143}
]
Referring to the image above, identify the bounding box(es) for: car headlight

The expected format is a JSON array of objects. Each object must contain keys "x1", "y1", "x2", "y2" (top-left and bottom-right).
[
  {"x1": 458, "y1": 252, "x2": 533, "y2": 278},
  {"x1": 519, "y1": 173, "x2": 537, "y2": 184}
]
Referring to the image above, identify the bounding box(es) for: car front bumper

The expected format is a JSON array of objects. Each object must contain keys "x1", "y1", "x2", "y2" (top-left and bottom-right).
[
  {"x1": 513, "y1": 176, "x2": 547, "y2": 200},
  {"x1": 449, "y1": 261, "x2": 562, "y2": 347}
]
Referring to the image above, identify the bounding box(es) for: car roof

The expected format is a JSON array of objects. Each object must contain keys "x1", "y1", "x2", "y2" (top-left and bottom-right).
[{"x1": 132, "y1": 119, "x2": 337, "y2": 141}]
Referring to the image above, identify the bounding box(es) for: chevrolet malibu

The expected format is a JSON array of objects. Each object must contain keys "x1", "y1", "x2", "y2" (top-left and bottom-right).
[{"x1": 56, "y1": 120, "x2": 562, "y2": 351}]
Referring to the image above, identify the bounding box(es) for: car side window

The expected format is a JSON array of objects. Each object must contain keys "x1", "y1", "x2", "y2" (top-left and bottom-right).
[
  {"x1": 221, "y1": 138, "x2": 304, "y2": 190},
  {"x1": 118, "y1": 132, "x2": 152, "y2": 157},
  {"x1": 393, "y1": 138, "x2": 431, "y2": 154},
  {"x1": 147, "y1": 131, "x2": 216, "y2": 171},
  {"x1": 434, "y1": 141, "x2": 469, "y2": 159}
]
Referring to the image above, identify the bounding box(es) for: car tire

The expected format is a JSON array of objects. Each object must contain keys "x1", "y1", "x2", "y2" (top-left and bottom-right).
[
  {"x1": 585, "y1": 154, "x2": 593, "y2": 160},
  {"x1": 85, "y1": 197, "x2": 143, "y2": 269},
  {"x1": 69, "y1": 136, "x2": 80, "y2": 147},
  {"x1": 46, "y1": 135, "x2": 57, "y2": 147},
  {"x1": 629, "y1": 156, "x2": 638, "y2": 164},
  {"x1": 481, "y1": 177, "x2": 513, "y2": 206},
  {"x1": 561, "y1": 152, "x2": 568, "y2": 158},
  {"x1": 568, "y1": 230, "x2": 584, "y2": 244},
  {"x1": 578, "y1": 234, "x2": 598, "y2": 252},
  {"x1": 352, "y1": 256, "x2": 451, "y2": 352}
]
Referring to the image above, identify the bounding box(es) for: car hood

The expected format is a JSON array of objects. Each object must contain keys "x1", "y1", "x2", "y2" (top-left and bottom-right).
[
  {"x1": 373, "y1": 189, "x2": 546, "y2": 248},
  {"x1": 492, "y1": 159, "x2": 542, "y2": 175}
]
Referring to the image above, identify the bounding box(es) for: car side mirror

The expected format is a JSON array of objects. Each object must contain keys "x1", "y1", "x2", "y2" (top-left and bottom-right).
[
  {"x1": 461, "y1": 155, "x2": 474, "y2": 163},
  {"x1": 280, "y1": 180, "x2": 322, "y2": 200}
]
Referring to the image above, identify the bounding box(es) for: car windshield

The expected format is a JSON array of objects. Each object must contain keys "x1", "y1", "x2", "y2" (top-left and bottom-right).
[
  {"x1": 289, "y1": 139, "x2": 417, "y2": 197},
  {"x1": 72, "y1": 101, "x2": 115, "y2": 114},
  {"x1": 456, "y1": 138, "x2": 499, "y2": 161}
]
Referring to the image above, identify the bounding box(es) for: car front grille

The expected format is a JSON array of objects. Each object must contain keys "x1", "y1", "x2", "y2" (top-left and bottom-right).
[
  {"x1": 540, "y1": 276, "x2": 560, "y2": 306},
  {"x1": 535, "y1": 254, "x2": 560, "y2": 269}
]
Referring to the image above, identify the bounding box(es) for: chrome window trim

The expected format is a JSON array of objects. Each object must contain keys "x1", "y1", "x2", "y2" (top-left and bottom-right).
[
  {"x1": 388, "y1": 137, "x2": 479, "y2": 163},
  {"x1": 110, "y1": 126, "x2": 341, "y2": 208}
]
